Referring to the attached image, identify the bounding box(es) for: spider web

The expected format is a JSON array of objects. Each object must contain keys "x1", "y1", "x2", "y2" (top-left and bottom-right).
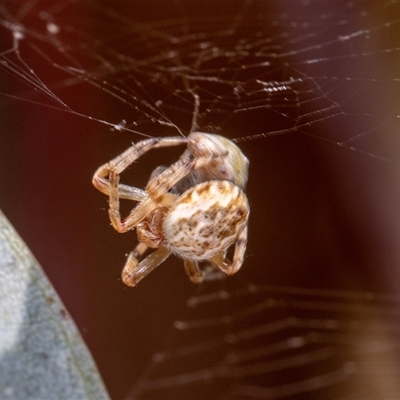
[
  {"x1": 1, "y1": 1, "x2": 400, "y2": 399},
  {"x1": 2, "y1": 1, "x2": 400, "y2": 157}
]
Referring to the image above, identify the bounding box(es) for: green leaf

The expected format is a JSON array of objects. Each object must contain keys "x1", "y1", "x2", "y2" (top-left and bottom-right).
[{"x1": 0, "y1": 210, "x2": 110, "y2": 400}]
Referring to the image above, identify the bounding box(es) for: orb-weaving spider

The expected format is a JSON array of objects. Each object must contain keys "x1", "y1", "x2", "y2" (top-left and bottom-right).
[{"x1": 93, "y1": 132, "x2": 249, "y2": 286}]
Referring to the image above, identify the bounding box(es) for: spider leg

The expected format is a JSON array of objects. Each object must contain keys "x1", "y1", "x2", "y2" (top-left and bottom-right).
[
  {"x1": 211, "y1": 225, "x2": 248, "y2": 276},
  {"x1": 93, "y1": 136, "x2": 188, "y2": 199},
  {"x1": 107, "y1": 171, "x2": 152, "y2": 232},
  {"x1": 108, "y1": 170, "x2": 179, "y2": 232},
  {"x1": 93, "y1": 138, "x2": 158, "y2": 198},
  {"x1": 93, "y1": 179, "x2": 147, "y2": 202},
  {"x1": 146, "y1": 153, "x2": 216, "y2": 199},
  {"x1": 108, "y1": 153, "x2": 217, "y2": 232},
  {"x1": 122, "y1": 245, "x2": 171, "y2": 287},
  {"x1": 96, "y1": 137, "x2": 187, "y2": 232},
  {"x1": 183, "y1": 259, "x2": 205, "y2": 284}
]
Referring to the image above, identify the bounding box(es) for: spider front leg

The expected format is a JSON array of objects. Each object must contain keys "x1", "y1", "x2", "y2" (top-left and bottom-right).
[
  {"x1": 95, "y1": 136, "x2": 192, "y2": 233},
  {"x1": 93, "y1": 138, "x2": 160, "y2": 200},
  {"x1": 109, "y1": 156, "x2": 211, "y2": 233},
  {"x1": 211, "y1": 225, "x2": 248, "y2": 276},
  {"x1": 145, "y1": 152, "x2": 218, "y2": 199},
  {"x1": 122, "y1": 244, "x2": 171, "y2": 286},
  {"x1": 93, "y1": 136, "x2": 189, "y2": 200},
  {"x1": 107, "y1": 171, "x2": 156, "y2": 233}
]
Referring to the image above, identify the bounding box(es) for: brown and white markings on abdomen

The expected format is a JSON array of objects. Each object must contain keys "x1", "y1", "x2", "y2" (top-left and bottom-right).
[{"x1": 163, "y1": 180, "x2": 249, "y2": 260}]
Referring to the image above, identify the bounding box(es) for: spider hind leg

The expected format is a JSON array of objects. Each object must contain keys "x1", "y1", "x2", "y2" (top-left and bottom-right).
[
  {"x1": 183, "y1": 259, "x2": 205, "y2": 284},
  {"x1": 122, "y1": 245, "x2": 171, "y2": 287}
]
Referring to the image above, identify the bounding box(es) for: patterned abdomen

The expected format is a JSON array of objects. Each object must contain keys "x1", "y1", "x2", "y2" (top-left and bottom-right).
[{"x1": 163, "y1": 180, "x2": 249, "y2": 260}]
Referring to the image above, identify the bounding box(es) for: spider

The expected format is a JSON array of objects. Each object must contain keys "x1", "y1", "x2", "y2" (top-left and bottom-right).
[{"x1": 93, "y1": 132, "x2": 250, "y2": 286}]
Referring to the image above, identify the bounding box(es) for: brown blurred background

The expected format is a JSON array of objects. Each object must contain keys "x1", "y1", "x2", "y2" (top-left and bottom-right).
[{"x1": 1, "y1": 2, "x2": 400, "y2": 399}]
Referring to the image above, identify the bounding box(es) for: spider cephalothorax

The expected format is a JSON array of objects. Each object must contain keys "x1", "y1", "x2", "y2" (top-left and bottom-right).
[{"x1": 93, "y1": 132, "x2": 249, "y2": 286}]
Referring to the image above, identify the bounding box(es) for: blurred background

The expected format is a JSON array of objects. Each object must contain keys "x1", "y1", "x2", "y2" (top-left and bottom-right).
[{"x1": 1, "y1": 1, "x2": 400, "y2": 399}]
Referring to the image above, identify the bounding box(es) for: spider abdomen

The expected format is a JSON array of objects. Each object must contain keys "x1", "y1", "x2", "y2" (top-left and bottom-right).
[{"x1": 163, "y1": 180, "x2": 249, "y2": 260}]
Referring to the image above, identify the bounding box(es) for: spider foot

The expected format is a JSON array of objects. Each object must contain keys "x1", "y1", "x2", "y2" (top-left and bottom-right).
[
  {"x1": 184, "y1": 259, "x2": 205, "y2": 284},
  {"x1": 211, "y1": 254, "x2": 238, "y2": 276}
]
